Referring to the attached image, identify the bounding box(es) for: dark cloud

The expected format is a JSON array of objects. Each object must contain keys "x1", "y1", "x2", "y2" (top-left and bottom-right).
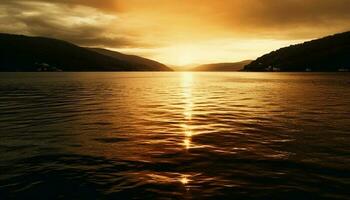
[
  {"x1": 223, "y1": 0, "x2": 350, "y2": 30},
  {"x1": 0, "y1": 0, "x2": 121, "y2": 11},
  {"x1": 47, "y1": 0, "x2": 120, "y2": 11},
  {"x1": 0, "y1": 0, "x2": 143, "y2": 48},
  {"x1": 14, "y1": 15, "x2": 133, "y2": 47}
]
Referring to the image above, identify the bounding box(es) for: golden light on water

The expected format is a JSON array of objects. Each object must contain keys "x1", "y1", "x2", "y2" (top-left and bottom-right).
[
  {"x1": 182, "y1": 73, "x2": 194, "y2": 150},
  {"x1": 145, "y1": 173, "x2": 192, "y2": 186},
  {"x1": 183, "y1": 138, "x2": 191, "y2": 150},
  {"x1": 184, "y1": 129, "x2": 193, "y2": 137},
  {"x1": 184, "y1": 103, "x2": 193, "y2": 121},
  {"x1": 180, "y1": 175, "x2": 191, "y2": 185}
]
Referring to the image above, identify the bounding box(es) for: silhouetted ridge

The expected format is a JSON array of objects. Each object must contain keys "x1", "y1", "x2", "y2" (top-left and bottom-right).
[
  {"x1": 88, "y1": 48, "x2": 171, "y2": 71},
  {"x1": 192, "y1": 60, "x2": 252, "y2": 71},
  {"x1": 244, "y1": 31, "x2": 350, "y2": 72},
  {"x1": 0, "y1": 33, "x2": 172, "y2": 71}
]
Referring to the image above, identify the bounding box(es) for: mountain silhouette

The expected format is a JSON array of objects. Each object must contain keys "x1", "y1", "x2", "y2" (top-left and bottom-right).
[
  {"x1": 192, "y1": 60, "x2": 252, "y2": 71},
  {"x1": 244, "y1": 31, "x2": 350, "y2": 72},
  {"x1": 88, "y1": 48, "x2": 171, "y2": 71},
  {"x1": 0, "y1": 33, "x2": 172, "y2": 71}
]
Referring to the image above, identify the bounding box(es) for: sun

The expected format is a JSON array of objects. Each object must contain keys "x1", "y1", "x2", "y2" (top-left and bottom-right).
[
  {"x1": 177, "y1": 52, "x2": 195, "y2": 66},
  {"x1": 165, "y1": 44, "x2": 198, "y2": 66},
  {"x1": 176, "y1": 52, "x2": 195, "y2": 66}
]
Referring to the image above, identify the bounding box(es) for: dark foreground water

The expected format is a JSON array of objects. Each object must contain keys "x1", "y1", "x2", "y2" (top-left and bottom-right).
[{"x1": 0, "y1": 72, "x2": 349, "y2": 199}]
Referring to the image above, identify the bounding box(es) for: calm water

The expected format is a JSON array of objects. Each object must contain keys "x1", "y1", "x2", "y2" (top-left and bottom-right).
[{"x1": 0, "y1": 72, "x2": 349, "y2": 199}]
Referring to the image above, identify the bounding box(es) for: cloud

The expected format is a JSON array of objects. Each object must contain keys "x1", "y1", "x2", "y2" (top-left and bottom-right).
[
  {"x1": 0, "y1": 1, "x2": 142, "y2": 47},
  {"x1": 222, "y1": 0, "x2": 350, "y2": 37},
  {"x1": 2, "y1": 0, "x2": 350, "y2": 43},
  {"x1": 0, "y1": 0, "x2": 121, "y2": 11},
  {"x1": 114, "y1": 0, "x2": 350, "y2": 39}
]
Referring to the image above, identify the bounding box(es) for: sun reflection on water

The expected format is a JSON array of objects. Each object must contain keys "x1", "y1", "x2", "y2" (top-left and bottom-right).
[
  {"x1": 144, "y1": 173, "x2": 193, "y2": 187},
  {"x1": 182, "y1": 72, "x2": 194, "y2": 150},
  {"x1": 183, "y1": 138, "x2": 191, "y2": 150},
  {"x1": 184, "y1": 129, "x2": 193, "y2": 137},
  {"x1": 180, "y1": 174, "x2": 191, "y2": 185}
]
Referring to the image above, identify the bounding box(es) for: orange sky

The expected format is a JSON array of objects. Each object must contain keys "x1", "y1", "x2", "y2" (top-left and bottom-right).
[{"x1": 1, "y1": 0, "x2": 350, "y2": 66}]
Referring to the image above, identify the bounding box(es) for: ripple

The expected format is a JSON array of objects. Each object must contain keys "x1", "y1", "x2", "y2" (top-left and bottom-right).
[{"x1": 0, "y1": 72, "x2": 349, "y2": 199}]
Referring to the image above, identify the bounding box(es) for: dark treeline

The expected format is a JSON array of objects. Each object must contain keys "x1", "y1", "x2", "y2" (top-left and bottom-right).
[{"x1": 245, "y1": 31, "x2": 350, "y2": 72}]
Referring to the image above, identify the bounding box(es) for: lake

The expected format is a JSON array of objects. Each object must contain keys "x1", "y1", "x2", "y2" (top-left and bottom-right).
[{"x1": 0, "y1": 72, "x2": 349, "y2": 199}]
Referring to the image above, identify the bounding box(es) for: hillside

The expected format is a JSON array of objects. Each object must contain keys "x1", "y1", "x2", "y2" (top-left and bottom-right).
[
  {"x1": 192, "y1": 60, "x2": 252, "y2": 71},
  {"x1": 88, "y1": 48, "x2": 171, "y2": 71},
  {"x1": 244, "y1": 31, "x2": 350, "y2": 72},
  {"x1": 0, "y1": 33, "x2": 172, "y2": 71}
]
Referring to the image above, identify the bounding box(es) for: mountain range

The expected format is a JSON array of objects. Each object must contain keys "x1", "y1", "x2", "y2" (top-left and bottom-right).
[
  {"x1": 0, "y1": 33, "x2": 172, "y2": 72},
  {"x1": 2, "y1": 31, "x2": 350, "y2": 72}
]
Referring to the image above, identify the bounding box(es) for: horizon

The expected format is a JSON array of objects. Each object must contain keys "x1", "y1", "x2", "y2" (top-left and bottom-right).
[
  {"x1": 1, "y1": 0, "x2": 350, "y2": 66},
  {"x1": 0, "y1": 31, "x2": 346, "y2": 69}
]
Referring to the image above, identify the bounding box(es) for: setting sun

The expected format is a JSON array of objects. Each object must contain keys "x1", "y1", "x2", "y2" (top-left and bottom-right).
[{"x1": 170, "y1": 45, "x2": 197, "y2": 66}]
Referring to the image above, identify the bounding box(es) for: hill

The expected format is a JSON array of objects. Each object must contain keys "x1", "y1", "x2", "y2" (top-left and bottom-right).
[
  {"x1": 244, "y1": 31, "x2": 350, "y2": 72},
  {"x1": 192, "y1": 60, "x2": 252, "y2": 71},
  {"x1": 0, "y1": 33, "x2": 172, "y2": 71},
  {"x1": 88, "y1": 48, "x2": 170, "y2": 71}
]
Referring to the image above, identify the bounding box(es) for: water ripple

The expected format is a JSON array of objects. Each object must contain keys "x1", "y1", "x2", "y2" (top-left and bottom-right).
[{"x1": 0, "y1": 72, "x2": 349, "y2": 199}]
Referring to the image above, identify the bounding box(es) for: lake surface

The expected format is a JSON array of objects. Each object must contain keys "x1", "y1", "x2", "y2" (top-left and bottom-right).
[{"x1": 0, "y1": 72, "x2": 349, "y2": 199}]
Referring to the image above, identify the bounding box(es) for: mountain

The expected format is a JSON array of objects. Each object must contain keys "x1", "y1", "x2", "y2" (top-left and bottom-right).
[
  {"x1": 192, "y1": 60, "x2": 252, "y2": 71},
  {"x1": 244, "y1": 31, "x2": 350, "y2": 72},
  {"x1": 88, "y1": 48, "x2": 170, "y2": 71},
  {"x1": 0, "y1": 33, "x2": 172, "y2": 71}
]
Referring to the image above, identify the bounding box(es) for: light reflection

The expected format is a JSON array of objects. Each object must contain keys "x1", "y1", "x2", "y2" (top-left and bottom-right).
[
  {"x1": 180, "y1": 174, "x2": 191, "y2": 185},
  {"x1": 182, "y1": 72, "x2": 194, "y2": 150},
  {"x1": 182, "y1": 72, "x2": 193, "y2": 86},
  {"x1": 183, "y1": 138, "x2": 191, "y2": 150},
  {"x1": 184, "y1": 129, "x2": 192, "y2": 137},
  {"x1": 144, "y1": 173, "x2": 192, "y2": 187}
]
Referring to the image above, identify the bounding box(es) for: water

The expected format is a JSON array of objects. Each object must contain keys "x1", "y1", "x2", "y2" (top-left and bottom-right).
[{"x1": 0, "y1": 72, "x2": 349, "y2": 199}]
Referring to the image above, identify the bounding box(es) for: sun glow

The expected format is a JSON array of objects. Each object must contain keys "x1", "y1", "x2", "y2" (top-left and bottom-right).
[
  {"x1": 117, "y1": 39, "x2": 303, "y2": 66},
  {"x1": 168, "y1": 45, "x2": 198, "y2": 66}
]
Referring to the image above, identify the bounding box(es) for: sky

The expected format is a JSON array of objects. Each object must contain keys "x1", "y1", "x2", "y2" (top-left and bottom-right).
[{"x1": 1, "y1": 0, "x2": 350, "y2": 66}]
